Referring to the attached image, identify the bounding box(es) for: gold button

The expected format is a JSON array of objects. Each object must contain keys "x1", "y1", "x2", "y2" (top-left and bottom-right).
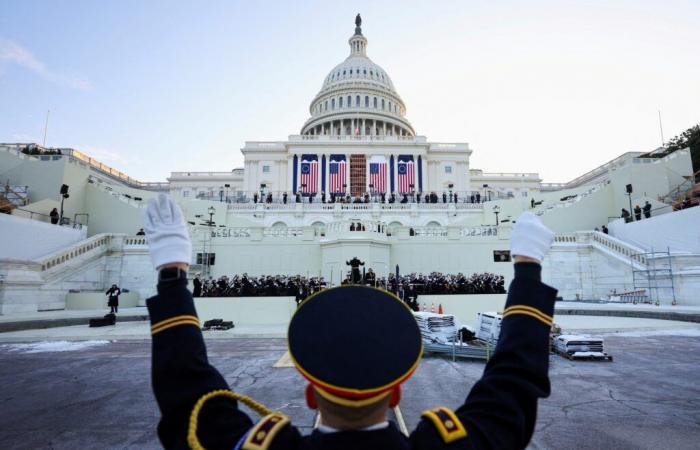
[
  {"x1": 445, "y1": 420, "x2": 454, "y2": 429},
  {"x1": 257, "y1": 431, "x2": 267, "y2": 440}
]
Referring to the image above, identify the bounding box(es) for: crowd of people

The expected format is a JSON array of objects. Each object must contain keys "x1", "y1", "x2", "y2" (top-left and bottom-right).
[
  {"x1": 248, "y1": 190, "x2": 491, "y2": 205},
  {"x1": 620, "y1": 200, "x2": 653, "y2": 223},
  {"x1": 193, "y1": 270, "x2": 505, "y2": 302}
]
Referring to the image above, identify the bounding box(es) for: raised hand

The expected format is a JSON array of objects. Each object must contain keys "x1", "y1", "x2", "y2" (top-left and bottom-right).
[
  {"x1": 142, "y1": 193, "x2": 192, "y2": 270},
  {"x1": 510, "y1": 212, "x2": 554, "y2": 264}
]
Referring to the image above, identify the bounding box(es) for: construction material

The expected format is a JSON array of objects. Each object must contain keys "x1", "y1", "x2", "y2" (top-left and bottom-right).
[
  {"x1": 413, "y1": 312, "x2": 459, "y2": 344},
  {"x1": 201, "y1": 318, "x2": 234, "y2": 331},
  {"x1": 552, "y1": 334, "x2": 613, "y2": 361},
  {"x1": 423, "y1": 340, "x2": 491, "y2": 361},
  {"x1": 475, "y1": 312, "x2": 502, "y2": 344}
]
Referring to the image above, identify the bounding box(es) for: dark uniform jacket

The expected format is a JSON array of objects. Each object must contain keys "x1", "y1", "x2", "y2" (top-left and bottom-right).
[
  {"x1": 147, "y1": 263, "x2": 556, "y2": 449},
  {"x1": 106, "y1": 287, "x2": 121, "y2": 307}
]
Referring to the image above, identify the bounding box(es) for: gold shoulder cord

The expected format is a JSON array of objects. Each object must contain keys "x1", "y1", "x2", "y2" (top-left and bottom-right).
[{"x1": 187, "y1": 389, "x2": 276, "y2": 450}]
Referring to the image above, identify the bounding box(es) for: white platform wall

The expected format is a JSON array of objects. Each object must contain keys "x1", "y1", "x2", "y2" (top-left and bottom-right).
[
  {"x1": 609, "y1": 207, "x2": 700, "y2": 254},
  {"x1": 0, "y1": 213, "x2": 86, "y2": 260}
]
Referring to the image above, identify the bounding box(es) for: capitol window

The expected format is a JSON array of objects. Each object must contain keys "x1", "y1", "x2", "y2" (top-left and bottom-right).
[
  {"x1": 373, "y1": 97, "x2": 377, "y2": 108},
  {"x1": 339, "y1": 97, "x2": 343, "y2": 107},
  {"x1": 325, "y1": 101, "x2": 328, "y2": 110},
  {"x1": 363, "y1": 69, "x2": 367, "y2": 75},
  {"x1": 381, "y1": 99, "x2": 385, "y2": 110},
  {"x1": 356, "y1": 95, "x2": 360, "y2": 106},
  {"x1": 370, "y1": 70, "x2": 373, "y2": 76},
  {"x1": 262, "y1": 165, "x2": 270, "y2": 173},
  {"x1": 331, "y1": 99, "x2": 335, "y2": 109},
  {"x1": 347, "y1": 95, "x2": 351, "y2": 106},
  {"x1": 365, "y1": 96, "x2": 369, "y2": 107},
  {"x1": 445, "y1": 166, "x2": 452, "y2": 174},
  {"x1": 182, "y1": 190, "x2": 190, "y2": 198},
  {"x1": 350, "y1": 69, "x2": 353, "y2": 74},
  {"x1": 343, "y1": 70, "x2": 346, "y2": 75}
]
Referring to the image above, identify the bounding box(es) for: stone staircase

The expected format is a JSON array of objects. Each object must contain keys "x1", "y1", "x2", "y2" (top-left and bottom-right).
[{"x1": 0, "y1": 234, "x2": 153, "y2": 315}]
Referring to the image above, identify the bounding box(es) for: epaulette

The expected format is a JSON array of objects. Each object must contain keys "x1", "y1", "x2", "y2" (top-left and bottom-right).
[
  {"x1": 421, "y1": 406, "x2": 468, "y2": 443},
  {"x1": 242, "y1": 412, "x2": 290, "y2": 450}
]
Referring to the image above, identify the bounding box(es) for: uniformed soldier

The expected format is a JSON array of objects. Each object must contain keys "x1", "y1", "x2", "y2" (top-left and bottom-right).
[{"x1": 143, "y1": 194, "x2": 556, "y2": 449}]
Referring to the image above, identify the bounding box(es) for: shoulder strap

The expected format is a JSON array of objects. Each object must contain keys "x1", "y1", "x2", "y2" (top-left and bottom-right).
[
  {"x1": 242, "y1": 413, "x2": 291, "y2": 450},
  {"x1": 421, "y1": 406, "x2": 468, "y2": 443}
]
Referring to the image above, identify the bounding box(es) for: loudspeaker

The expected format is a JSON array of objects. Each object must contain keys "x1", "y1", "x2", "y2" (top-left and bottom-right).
[
  {"x1": 60, "y1": 184, "x2": 69, "y2": 195},
  {"x1": 626, "y1": 184, "x2": 633, "y2": 194}
]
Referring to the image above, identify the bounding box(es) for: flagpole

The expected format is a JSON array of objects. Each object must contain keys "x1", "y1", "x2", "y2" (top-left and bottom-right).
[{"x1": 42, "y1": 109, "x2": 50, "y2": 147}]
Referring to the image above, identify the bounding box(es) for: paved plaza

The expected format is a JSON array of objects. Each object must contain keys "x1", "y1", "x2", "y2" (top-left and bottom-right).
[{"x1": 1, "y1": 330, "x2": 700, "y2": 449}]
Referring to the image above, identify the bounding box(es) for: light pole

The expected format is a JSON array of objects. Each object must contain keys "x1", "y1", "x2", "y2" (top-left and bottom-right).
[
  {"x1": 208, "y1": 206, "x2": 215, "y2": 226},
  {"x1": 207, "y1": 206, "x2": 216, "y2": 276},
  {"x1": 493, "y1": 205, "x2": 501, "y2": 226},
  {"x1": 224, "y1": 183, "x2": 230, "y2": 203}
]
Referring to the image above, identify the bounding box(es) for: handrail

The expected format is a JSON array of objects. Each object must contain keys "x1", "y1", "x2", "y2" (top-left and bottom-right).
[
  {"x1": 37, "y1": 234, "x2": 112, "y2": 271},
  {"x1": 555, "y1": 231, "x2": 649, "y2": 266}
]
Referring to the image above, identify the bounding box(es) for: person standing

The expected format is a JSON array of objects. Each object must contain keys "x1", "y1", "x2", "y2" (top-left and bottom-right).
[
  {"x1": 621, "y1": 208, "x2": 631, "y2": 223},
  {"x1": 192, "y1": 274, "x2": 202, "y2": 297},
  {"x1": 634, "y1": 205, "x2": 642, "y2": 221},
  {"x1": 283, "y1": 192, "x2": 288, "y2": 204},
  {"x1": 105, "y1": 284, "x2": 121, "y2": 314},
  {"x1": 50, "y1": 208, "x2": 59, "y2": 225},
  {"x1": 643, "y1": 201, "x2": 652, "y2": 218}
]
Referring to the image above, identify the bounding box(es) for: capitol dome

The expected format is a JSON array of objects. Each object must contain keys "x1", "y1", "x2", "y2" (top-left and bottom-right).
[{"x1": 301, "y1": 15, "x2": 415, "y2": 137}]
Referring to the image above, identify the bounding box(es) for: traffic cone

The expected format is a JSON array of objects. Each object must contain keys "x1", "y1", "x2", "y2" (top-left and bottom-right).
[
  {"x1": 438, "y1": 304, "x2": 443, "y2": 314},
  {"x1": 431, "y1": 303, "x2": 435, "y2": 313}
]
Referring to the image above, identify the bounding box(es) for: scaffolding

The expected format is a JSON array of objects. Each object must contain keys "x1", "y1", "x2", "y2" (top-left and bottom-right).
[{"x1": 631, "y1": 247, "x2": 676, "y2": 305}]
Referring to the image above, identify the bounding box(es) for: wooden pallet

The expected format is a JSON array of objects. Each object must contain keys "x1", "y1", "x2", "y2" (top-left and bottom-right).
[{"x1": 553, "y1": 348, "x2": 613, "y2": 362}]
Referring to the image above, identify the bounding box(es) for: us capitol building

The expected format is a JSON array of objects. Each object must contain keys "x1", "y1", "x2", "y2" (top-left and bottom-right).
[
  {"x1": 169, "y1": 15, "x2": 541, "y2": 208},
  {"x1": 0, "y1": 15, "x2": 697, "y2": 315}
]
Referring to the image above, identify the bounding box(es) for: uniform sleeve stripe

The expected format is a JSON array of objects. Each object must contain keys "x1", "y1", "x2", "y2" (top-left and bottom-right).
[
  {"x1": 151, "y1": 318, "x2": 201, "y2": 335},
  {"x1": 503, "y1": 304, "x2": 553, "y2": 322},
  {"x1": 151, "y1": 314, "x2": 199, "y2": 330},
  {"x1": 502, "y1": 309, "x2": 552, "y2": 326}
]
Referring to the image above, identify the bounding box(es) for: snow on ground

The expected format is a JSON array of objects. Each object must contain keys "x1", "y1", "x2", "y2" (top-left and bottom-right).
[
  {"x1": 0, "y1": 340, "x2": 111, "y2": 353},
  {"x1": 602, "y1": 328, "x2": 700, "y2": 338}
]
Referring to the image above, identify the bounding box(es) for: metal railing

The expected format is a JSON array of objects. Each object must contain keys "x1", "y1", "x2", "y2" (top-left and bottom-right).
[{"x1": 218, "y1": 190, "x2": 506, "y2": 206}]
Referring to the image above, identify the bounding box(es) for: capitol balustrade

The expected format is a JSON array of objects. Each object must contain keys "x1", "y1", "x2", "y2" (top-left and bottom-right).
[
  {"x1": 224, "y1": 191, "x2": 490, "y2": 210},
  {"x1": 200, "y1": 222, "x2": 500, "y2": 241},
  {"x1": 290, "y1": 134, "x2": 425, "y2": 143}
]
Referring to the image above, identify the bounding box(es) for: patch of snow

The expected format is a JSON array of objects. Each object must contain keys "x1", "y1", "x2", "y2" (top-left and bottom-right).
[
  {"x1": 0, "y1": 340, "x2": 110, "y2": 353},
  {"x1": 603, "y1": 328, "x2": 700, "y2": 338}
]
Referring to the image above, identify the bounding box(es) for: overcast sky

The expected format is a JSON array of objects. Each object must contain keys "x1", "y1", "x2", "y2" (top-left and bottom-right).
[{"x1": 1, "y1": 0, "x2": 698, "y2": 183}]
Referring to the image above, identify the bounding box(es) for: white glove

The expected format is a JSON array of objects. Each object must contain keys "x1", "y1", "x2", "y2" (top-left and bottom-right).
[
  {"x1": 142, "y1": 194, "x2": 192, "y2": 269},
  {"x1": 510, "y1": 212, "x2": 554, "y2": 263}
]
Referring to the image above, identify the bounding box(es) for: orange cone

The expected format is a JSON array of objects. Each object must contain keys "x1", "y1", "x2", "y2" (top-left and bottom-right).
[{"x1": 438, "y1": 304, "x2": 443, "y2": 314}]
